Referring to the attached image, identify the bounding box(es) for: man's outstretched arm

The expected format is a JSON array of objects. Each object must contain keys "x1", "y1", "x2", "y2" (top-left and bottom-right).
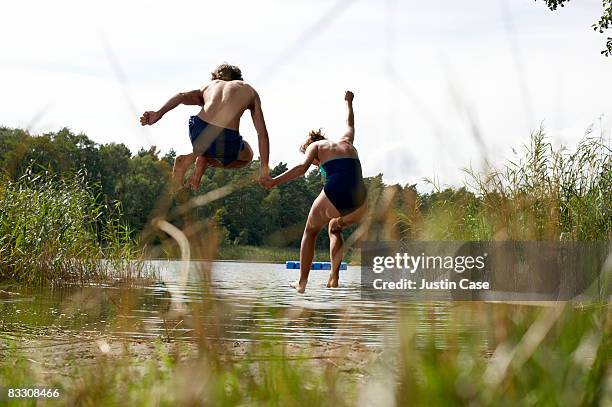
[
  {"x1": 140, "y1": 89, "x2": 204, "y2": 126},
  {"x1": 249, "y1": 90, "x2": 270, "y2": 176}
]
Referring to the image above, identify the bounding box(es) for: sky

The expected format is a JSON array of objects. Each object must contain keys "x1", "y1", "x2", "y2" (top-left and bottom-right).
[{"x1": 1, "y1": 0, "x2": 610, "y2": 190}]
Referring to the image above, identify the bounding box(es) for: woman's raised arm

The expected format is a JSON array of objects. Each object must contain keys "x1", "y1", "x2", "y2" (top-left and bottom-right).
[{"x1": 341, "y1": 90, "x2": 355, "y2": 143}]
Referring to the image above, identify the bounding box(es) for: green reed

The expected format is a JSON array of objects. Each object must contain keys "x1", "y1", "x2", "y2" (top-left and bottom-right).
[
  {"x1": 0, "y1": 170, "x2": 139, "y2": 285},
  {"x1": 419, "y1": 128, "x2": 611, "y2": 241}
]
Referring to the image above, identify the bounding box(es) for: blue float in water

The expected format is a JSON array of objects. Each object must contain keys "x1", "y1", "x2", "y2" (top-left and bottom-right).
[{"x1": 285, "y1": 261, "x2": 347, "y2": 270}]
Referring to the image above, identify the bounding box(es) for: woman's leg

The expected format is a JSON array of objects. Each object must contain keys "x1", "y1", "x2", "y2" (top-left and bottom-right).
[
  {"x1": 326, "y1": 201, "x2": 368, "y2": 288},
  {"x1": 291, "y1": 190, "x2": 341, "y2": 293},
  {"x1": 327, "y1": 223, "x2": 343, "y2": 288}
]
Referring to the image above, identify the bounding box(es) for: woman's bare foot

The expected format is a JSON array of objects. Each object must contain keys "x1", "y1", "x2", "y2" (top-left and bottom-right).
[
  {"x1": 326, "y1": 274, "x2": 339, "y2": 288},
  {"x1": 290, "y1": 280, "x2": 307, "y2": 293}
]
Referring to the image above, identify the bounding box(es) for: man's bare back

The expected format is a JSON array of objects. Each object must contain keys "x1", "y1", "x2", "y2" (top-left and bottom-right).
[{"x1": 198, "y1": 80, "x2": 256, "y2": 131}]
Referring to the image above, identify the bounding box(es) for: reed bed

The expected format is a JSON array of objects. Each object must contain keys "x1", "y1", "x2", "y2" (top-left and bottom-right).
[
  {"x1": 0, "y1": 170, "x2": 140, "y2": 285},
  {"x1": 395, "y1": 129, "x2": 612, "y2": 242}
]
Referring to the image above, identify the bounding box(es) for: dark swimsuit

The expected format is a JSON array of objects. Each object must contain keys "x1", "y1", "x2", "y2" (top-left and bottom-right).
[
  {"x1": 320, "y1": 157, "x2": 367, "y2": 216},
  {"x1": 188, "y1": 115, "x2": 244, "y2": 166}
]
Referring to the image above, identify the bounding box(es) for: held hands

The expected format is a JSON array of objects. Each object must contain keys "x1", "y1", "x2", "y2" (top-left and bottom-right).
[
  {"x1": 256, "y1": 163, "x2": 274, "y2": 189},
  {"x1": 258, "y1": 175, "x2": 275, "y2": 189},
  {"x1": 344, "y1": 90, "x2": 354, "y2": 103},
  {"x1": 140, "y1": 111, "x2": 162, "y2": 126}
]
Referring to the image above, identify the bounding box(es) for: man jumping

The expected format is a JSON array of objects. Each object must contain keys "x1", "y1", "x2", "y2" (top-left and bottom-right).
[{"x1": 140, "y1": 63, "x2": 270, "y2": 190}]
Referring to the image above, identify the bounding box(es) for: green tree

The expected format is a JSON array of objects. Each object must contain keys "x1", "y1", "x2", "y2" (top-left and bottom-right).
[
  {"x1": 219, "y1": 180, "x2": 268, "y2": 245},
  {"x1": 0, "y1": 127, "x2": 30, "y2": 177},
  {"x1": 2, "y1": 128, "x2": 102, "y2": 185},
  {"x1": 162, "y1": 149, "x2": 176, "y2": 168},
  {"x1": 538, "y1": 0, "x2": 612, "y2": 56},
  {"x1": 115, "y1": 149, "x2": 170, "y2": 233},
  {"x1": 98, "y1": 143, "x2": 132, "y2": 200}
]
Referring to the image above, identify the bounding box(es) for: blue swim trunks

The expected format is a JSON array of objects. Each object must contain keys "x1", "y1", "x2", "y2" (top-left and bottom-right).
[{"x1": 188, "y1": 115, "x2": 244, "y2": 166}]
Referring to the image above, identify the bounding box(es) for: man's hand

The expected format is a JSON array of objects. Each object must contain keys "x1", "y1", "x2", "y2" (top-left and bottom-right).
[
  {"x1": 344, "y1": 90, "x2": 354, "y2": 103},
  {"x1": 140, "y1": 111, "x2": 162, "y2": 126}
]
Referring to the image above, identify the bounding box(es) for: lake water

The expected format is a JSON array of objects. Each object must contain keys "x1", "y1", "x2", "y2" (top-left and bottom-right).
[{"x1": 0, "y1": 261, "x2": 493, "y2": 348}]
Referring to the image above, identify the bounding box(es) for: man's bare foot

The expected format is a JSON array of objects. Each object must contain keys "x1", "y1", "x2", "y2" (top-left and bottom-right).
[
  {"x1": 188, "y1": 173, "x2": 202, "y2": 191},
  {"x1": 188, "y1": 157, "x2": 208, "y2": 191},
  {"x1": 290, "y1": 280, "x2": 307, "y2": 293}
]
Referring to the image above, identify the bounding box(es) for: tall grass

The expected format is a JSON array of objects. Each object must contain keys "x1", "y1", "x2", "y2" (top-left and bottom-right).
[
  {"x1": 413, "y1": 128, "x2": 611, "y2": 241},
  {"x1": 0, "y1": 170, "x2": 139, "y2": 285}
]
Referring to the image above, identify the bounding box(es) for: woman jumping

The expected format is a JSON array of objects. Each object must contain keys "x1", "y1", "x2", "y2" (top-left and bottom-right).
[{"x1": 261, "y1": 91, "x2": 367, "y2": 293}]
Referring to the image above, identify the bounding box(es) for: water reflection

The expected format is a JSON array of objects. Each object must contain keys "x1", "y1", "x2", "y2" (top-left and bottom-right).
[{"x1": 0, "y1": 261, "x2": 490, "y2": 348}]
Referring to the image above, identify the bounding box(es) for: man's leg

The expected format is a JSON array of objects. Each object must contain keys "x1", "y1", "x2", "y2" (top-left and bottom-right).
[
  {"x1": 172, "y1": 153, "x2": 196, "y2": 189},
  {"x1": 291, "y1": 190, "x2": 341, "y2": 293},
  {"x1": 188, "y1": 141, "x2": 254, "y2": 190},
  {"x1": 188, "y1": 156, "x2": 209, "y2": 191},
  {"x1": 327, "y1": 223, "x2": 343, "y2": 288}
]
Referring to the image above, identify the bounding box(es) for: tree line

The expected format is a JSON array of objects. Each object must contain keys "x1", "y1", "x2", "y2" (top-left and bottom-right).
[
  {"x1": 3, "y1": 126, "x2": 608, "y2": 251},
  {"x1": 0, "y1": 127, "x2": 404, "y2": 249}
]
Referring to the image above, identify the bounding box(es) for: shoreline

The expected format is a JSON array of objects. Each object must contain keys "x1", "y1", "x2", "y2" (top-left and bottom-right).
[
  {"x1": 0, "y1": 327, "x2": 378, "y2": 390},
  {"x1": 153, "y1": 244, "x2": 361, "y2": 265}
]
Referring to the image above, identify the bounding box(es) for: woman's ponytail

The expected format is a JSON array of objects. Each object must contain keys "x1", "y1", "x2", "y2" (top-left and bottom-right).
[{"x1": 300, "y1": 129, "x2": 326, "y2": 153}]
